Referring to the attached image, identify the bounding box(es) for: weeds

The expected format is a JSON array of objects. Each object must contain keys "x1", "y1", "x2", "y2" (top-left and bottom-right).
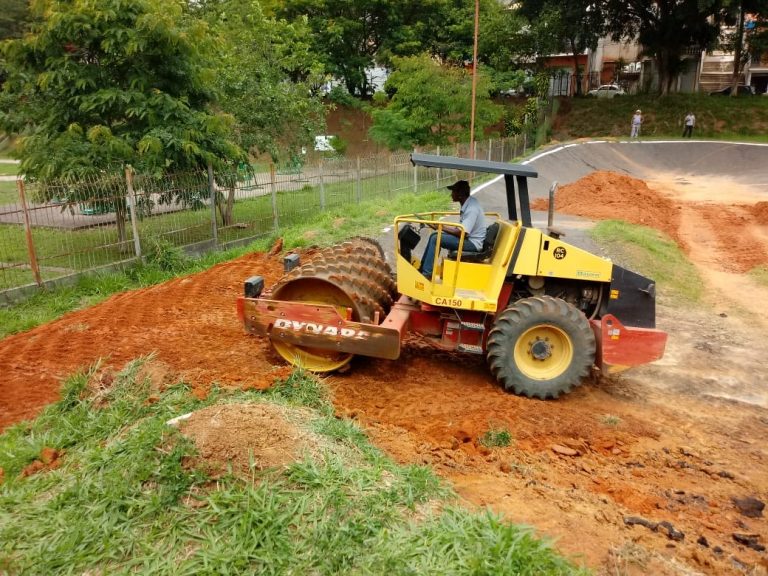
[
  {"x1": 479, "y1": 427, "x2": 513, "y2": 448},
  {"x1": 142, "y1": 235, "x2": 190, "y2": 272},
  {"x1": 600, "y1": 414, "x2": 621, "y2": 427}
]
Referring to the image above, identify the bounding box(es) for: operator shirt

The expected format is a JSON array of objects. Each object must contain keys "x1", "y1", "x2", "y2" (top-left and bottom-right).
[{"x1": 460, "y1": 195, "x2": 487, "y2": 250}]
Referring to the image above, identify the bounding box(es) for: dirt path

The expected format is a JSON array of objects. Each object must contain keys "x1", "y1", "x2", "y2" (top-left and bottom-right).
[
  {"x1": 1, "y1": 171, "x2": 767, "y2": 575},
  {"x1": 648, "y1": 175, "x2": 768, "y2": 332}
]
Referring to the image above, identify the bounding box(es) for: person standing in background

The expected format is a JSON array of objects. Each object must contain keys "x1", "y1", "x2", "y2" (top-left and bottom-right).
[
  {"x1": 630, "y1": 109, "x2": 643, "y2": 138},
  {"x1": 683, "y1": 112, "x2": 695, "y2": 138}
]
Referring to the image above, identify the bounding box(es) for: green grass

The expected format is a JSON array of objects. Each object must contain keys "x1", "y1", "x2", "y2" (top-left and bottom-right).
[
  {"x1": 479, "y1": 427, "x2": 513, "y2": 448},
  {"x1": 0, "y1": 360, "x2": 587, "y2": 575},
  {"x1": 600, "y1": 414, "x2": 621, "y2": 427},
  {"x1": 589, "y1": 220, "x2": 703, "y2": 305},
  {"x1": 0, "y1": 180, "x2": 17, "y2": 204},
  {"x1": 0, "y1": 162, "x2": 19, "y2": 177},
  {"x1": 557, "y1": 93, "x2": 768, "y2": 140}
]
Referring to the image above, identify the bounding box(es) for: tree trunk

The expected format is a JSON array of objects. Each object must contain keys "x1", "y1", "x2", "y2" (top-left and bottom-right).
[
  {"x1": 657, "y1": 47, "x2": 679, "y2": 96},
  {"x1": 731, "y1": 3, "x2": 746, "y2": 98},
  {"x1": 570, "y1": 38, "x2": 583, "y2": 96},
  {"x1": 215, "y1": 186, "x2": 235, "y2": 227},
  {"x1": 656, "y1": 54, "x2": 669, "y2": 96}
]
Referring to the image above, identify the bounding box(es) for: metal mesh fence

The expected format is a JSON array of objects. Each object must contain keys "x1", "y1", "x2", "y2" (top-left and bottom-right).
[{"x1": 0, "y1": 134, "x2": 537, "y2": 301}]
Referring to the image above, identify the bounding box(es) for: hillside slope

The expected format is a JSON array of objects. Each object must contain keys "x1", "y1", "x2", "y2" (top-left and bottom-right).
[{"x1": 552, "y1": 94, "x2": 768, "y2": 140}]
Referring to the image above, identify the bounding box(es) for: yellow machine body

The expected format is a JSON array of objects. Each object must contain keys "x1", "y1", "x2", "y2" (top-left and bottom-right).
[
  {"x1": 239, "y1": 153, "x2": 667, "y2": 399},
  {"x1": 394, "y1": 215, "x2": 613, "y2": 313}
]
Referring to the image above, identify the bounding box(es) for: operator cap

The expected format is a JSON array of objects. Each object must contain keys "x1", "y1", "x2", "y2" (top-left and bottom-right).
[
  {"x1": 447, "y1": 180, "x2": 470, "y2": 196},
  {"x1": 636, "y1": 109, "x2": 641, "y2": 113}
]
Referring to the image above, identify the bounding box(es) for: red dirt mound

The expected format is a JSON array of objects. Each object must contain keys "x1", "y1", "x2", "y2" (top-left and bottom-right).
[
  {"x1": 0, "y1": 252, "x2": 294, "y2": 430},
  {"x1": 178, "y1": 403, "x2": 317, "y2": 477},
  {"x1": 533, "y1": 170, "x2": 768, "y2": 274},
  {"x1": 753, "y1": 201, "x2": 768, "y2": 225},
  {"x1": 531, "y1": 170, "x2": 682, "y2": 245}
]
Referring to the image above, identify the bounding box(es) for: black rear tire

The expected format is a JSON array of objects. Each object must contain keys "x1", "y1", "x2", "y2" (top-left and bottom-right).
[{"x1": 486, "y1": 296, "x2": 596, "y2": 399}]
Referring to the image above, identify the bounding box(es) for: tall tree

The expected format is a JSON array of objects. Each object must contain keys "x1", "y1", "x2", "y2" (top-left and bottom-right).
[
  {"x1": 194, "y1": 0, "x2": 326, "y2": 225},
  {"x1": 478, "y1": 1, "x2": 533, "y2": 73},
  {"x1": 368, "y1": 54, "x2": 502, "y2": 150},
  {"x1": 279, "y1": 0, "x2": 448, "y2": 97},
  {"x1": 605, "y1": 0, "x2": 723, "y2": 95},
  {"x1": 198, "y1": 0, "x2": 325, "y2": 159},
  {"x1": 518, "y1": 0, "x2": 605, "y2": 95},
  {"x1": 278, "y1": 0, "x2": 394, "y2": 97},
  {"x1": 0, "y1": 0, "x2": 243, "y2": 242},
  {"x1": 721, "y1": 0, "x2": 768, "y2": 96}
]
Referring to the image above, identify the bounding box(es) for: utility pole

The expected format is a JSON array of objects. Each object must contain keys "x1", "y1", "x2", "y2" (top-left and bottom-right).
[{"x1": 469, "y1": 0, "x2": 479, "y2": 159}]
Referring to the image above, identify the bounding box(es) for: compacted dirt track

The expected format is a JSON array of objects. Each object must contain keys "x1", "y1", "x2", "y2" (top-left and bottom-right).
[{"x1": 1, "y1": 171, "x2": 767, "y2": 575}]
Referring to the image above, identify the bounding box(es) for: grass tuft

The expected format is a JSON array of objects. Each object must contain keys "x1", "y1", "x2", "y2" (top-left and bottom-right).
[
  {"x1": 590, "y1": 220, "x2": 702, "y2": 304},
  {"x1": 600, "y1": 414, "x2": 621, "y2": 427},
  {"x1": 265, "y1": 369, "x2": 331, "y2": 412},
  {"x1": 479, "y1": 427, "x2": 514, "y2": 448}
]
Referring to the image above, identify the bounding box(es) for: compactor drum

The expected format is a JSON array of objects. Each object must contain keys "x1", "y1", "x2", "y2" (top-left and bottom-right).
[
  {"x1": 262, "y1": 238, "x2": 396, "y2": 372},
  {"x1": 238, "y1": 154, "x2": 667, "y2": 399}
]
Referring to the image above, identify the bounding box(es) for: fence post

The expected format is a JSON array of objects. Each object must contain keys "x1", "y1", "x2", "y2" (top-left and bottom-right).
[
  {"x1": 436, "y1": 145, "x2": 441, "y2": 189},
  {"x1": 500, "y1": 138, "x2": 505, "y2": 163},
  {"x1": 270, "y1": 162, "x2": 279, "y2": 231},
  {"x1": 207, "y1": 163, "x2": 218, "y2": 249},
  {"x1": 523, "y1": 131, "x2": 528, "y2": 155},
  {"x1": 412, "y1": 150, "x2": 418, "y2": 193},
  {"x1": 356, "y1": 156, "x2": 362, "y2": 203},
  {"x1": 319, "y1": 158, "x2": 326, "y2": 210},
  {"x1": 125, "y1": 166, "x2": 142, "y2": 260},
  {"x1": 17, "y1": 178, "x2": 42, "y2": 287}
]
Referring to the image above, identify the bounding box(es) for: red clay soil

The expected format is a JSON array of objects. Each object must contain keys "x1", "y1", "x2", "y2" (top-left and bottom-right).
[
  {"x1": 753, "y1": 201, "x2": 768, "y2": 225},
  {"x1": 2, "y1": 171, "x2": 768, "y2": 575},
  {"x1": 532, "y1": 171, "x2": 683, "y2": 246},
  {"x1": 532, "y1": 170, "x2": 768, "y2": 274}
]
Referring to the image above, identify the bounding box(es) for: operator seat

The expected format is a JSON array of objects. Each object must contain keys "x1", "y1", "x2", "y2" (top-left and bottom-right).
[{"x1": 447, "y1": 221, "x2": 499, "y2": 263}]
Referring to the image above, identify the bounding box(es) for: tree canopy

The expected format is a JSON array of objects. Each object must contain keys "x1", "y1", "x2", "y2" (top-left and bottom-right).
[
  {"x1": 197, "y1": 0, "x2": 326, "y2": 161},
  {"x1": 605, "y1": 0, "x2": 724, "y2": 95},
  {"x1": 0, "y1": 0, "x2": 32, "y2": 41},
  {"x1": 518, "y1": 0, "x2": 604, "y2": 95},
  {"x1": 0, "y1": 0, "x2": 244, "y2": 181},
  {"x1": 719, "y1": 0, "x2": 768, "y2": 95},
  {"x1": 278, "y1": 0, "x2": 449, "y2": 97},
  {"x1": 368, "y1": 54, "x2": 502, "y2": 150}
]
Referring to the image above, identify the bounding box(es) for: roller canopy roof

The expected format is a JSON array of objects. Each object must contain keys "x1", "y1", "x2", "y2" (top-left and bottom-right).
[{"x1": 410, "y1": 153, "x2": 538, "y2": 179}]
